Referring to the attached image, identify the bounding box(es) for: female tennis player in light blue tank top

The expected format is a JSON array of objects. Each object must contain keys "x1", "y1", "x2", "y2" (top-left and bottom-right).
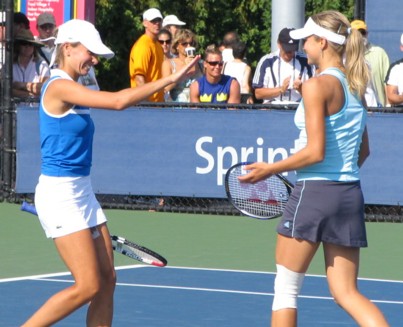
[
  {"x1": 24, "y1": 19, "x2": 200, "y2": 327},
  {"x1": 238, "y1": 10, "x2": 389, "y2": 327}
]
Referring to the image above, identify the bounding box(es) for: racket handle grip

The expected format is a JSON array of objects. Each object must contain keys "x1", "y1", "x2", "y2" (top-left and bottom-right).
[{"x1": 21, "y1": 201, "x2": 38, "y2": 216}]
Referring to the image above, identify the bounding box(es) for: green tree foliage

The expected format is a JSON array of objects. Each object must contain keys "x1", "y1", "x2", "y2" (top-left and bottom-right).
[{"x1": 95, "y1": 0, "x2": 354, "y2": 91}]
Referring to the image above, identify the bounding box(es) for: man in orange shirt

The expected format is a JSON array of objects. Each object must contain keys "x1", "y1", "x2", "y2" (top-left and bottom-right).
[{"x1": 129, "y1": 8, "x2": 164, "y2": 102}]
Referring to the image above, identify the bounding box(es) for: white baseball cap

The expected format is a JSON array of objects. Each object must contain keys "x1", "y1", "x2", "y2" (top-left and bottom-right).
[
  {"x1": 162, "y1": 15, "x2": 186, "y2": 28},
  {"x1": 143, "y1": 8, "x2": 163, "y2": 21},
  {"x1": 55, "y1": 19, "x2": 114, "y2": 59}
]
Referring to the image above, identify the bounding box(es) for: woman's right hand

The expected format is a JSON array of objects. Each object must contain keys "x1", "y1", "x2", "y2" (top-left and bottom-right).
[{"x1": 171, "y1": 55, "x2": 201, "y2": 84}]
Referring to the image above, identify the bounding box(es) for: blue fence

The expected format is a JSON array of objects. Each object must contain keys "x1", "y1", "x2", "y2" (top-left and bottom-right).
[{"x1": 16, "y1": 105, "x2": 403, "y2": 206}]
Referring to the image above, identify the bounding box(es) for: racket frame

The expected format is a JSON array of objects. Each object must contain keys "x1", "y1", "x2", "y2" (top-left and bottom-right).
[
  {"x1": 21, "y1": 201, "x2": 167, "y2": 267},
  {"x1": 110, "y1": 235, "x2": 167, "y2": 267},
  {"x1": 225, "y1": 162, "x2": 294, "y2": 219}
]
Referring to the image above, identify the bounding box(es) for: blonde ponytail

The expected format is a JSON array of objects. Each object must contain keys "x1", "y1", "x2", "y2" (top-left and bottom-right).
[{"x1": 312, "y1": 10, "x2": 369, "y2": 98}]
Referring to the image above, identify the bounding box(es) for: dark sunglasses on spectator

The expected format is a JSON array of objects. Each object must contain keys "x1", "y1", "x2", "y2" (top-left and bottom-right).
[
  {"x1": 18, "y1": 41, "x2": 34, "y2": 47},
  {"x1": 158, "y1": 39, "x2": 171, "y2": 45},
  {"x1": 39, "y1": 23, "x2": 55, "y2": 30},
  {"x1": 150, "y1": 18, "x2": 162, "y2": 24},
  {"x1": 180, "y1": 41, "x2": 195, "y2": 47},
  {"x1": 206, "y1": 61, "x2": 224, "y2": 67}
]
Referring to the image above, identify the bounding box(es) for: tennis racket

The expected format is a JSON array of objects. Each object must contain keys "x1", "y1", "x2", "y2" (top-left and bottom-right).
[
  {"x1": 225, "y1": 162, "x2": 294, "y2": 219},
  {"x1": 20, "y1": 201, "x2": 167, "y2": 267}
]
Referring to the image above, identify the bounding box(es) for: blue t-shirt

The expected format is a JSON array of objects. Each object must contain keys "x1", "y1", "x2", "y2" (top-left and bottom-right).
[
  {"x1": 294, "y1": 68, "x2": 367, "y2": 181},
  {"x1": 197, "y1": 74, "x2": 234, "y2": 103},
  {"x1": 39, "y1": 70, "x2": 94, "y2": 177}
]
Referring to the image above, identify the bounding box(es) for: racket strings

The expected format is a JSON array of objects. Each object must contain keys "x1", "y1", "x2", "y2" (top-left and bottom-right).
[{"x1": 228, "y1": 167, "x2": 290, "y2": 218}]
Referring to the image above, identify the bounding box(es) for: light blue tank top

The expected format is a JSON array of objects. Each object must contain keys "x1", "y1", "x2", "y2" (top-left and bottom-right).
[
  {"x1": 39, "y1": 70, "x2": 94, "y2": 177},
  {"x1": 294, "y1": 68, "x2": 367, "y2": 181}
]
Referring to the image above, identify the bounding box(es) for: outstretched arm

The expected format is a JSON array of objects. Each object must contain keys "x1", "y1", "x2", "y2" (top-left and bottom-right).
[{"x1": 45, "y1": 56, "x2": 201, "y2": 114}]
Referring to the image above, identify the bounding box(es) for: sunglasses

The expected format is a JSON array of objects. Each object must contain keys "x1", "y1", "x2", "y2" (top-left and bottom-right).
[
  {"x1": 39, "y1": 23, "x2": 55, "y2": 30},
  {"x1": 18, "y1": 41, "x2": 34, "y2": 47},
  {"x1": 158, "y1": 39, "x2": 171, "y2": 45},
  {"x1": 150, "y1": 18, "x2": 163, "y2": 24},
  {"x1": 180, "y1": 41, "x2": 195, "y2": 47},
  {"x1": 206, "y1": 61, "x2": 224, "y2": 67}
]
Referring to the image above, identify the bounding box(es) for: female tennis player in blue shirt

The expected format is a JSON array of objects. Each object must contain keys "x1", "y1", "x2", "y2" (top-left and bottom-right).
[
  {"x1": 239, "y1": 10, "x2": 389, "y2": 327},
  {"x1": 22, "y1": 19, "x2": 199, "y2": 327}
]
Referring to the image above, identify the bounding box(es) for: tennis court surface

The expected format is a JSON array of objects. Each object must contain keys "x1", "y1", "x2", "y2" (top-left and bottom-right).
[{"x1": 1, "y1": 203, "x2": 402, "y2": 326}]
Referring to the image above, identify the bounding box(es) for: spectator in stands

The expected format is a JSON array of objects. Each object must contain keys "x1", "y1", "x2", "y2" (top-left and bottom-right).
[
  {"x1": 221, "y1": 31, "x2": 240, "y2": 62},
  {"x1": 22, "y1": 19, "x2": 199, "y2": 327},
  {"x1": 162, "y1": 28, "x2": 203, "y2": 102},
  {"x1": 351, "y1": 19, "x2": 390, "y2": 107},
  {"x1": 129, "y1": 8, "x2": 164, "y2": 102},
  {"x1": 12, "y1": 29, "x2": 50, "y2": 98},
  {"x1": 13, "y1": 12, "x2": 30, "y2": 35},
  {"x1": 35, "y1": 12, "x2": 56, "y2": 65},
  {"x1": 252, "y1": 28, "x2": 313, "y2": 104},
  {"x1": 239, "y1": 10, "x2": 389, "y2": 327},
  {"x1": 222, "y1": 41, "x2": 254, "y2": 103},
  {"x1": 158, "y1": 28, "x2": 173, "y2": 60},
  {"x1": 162, "y1": 14, "x2": 186, "y2": 37},
  {"x1": 385, "y1": 33, "x2": 403, "y2": 106},
  {"x1": 0, "y1": 12, "x2": 30, "y2": 74},
  {"x1": 190, "y1": 44, "x2": 240, "y2": 104}
]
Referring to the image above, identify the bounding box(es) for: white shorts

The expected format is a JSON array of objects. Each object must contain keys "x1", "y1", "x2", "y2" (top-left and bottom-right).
[{"x1": 35, "y1": 174, "x2": 107, "y2": 238}]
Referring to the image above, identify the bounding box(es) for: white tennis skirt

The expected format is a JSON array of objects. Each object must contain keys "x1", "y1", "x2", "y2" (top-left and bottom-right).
[{"x1": 35, "y1": 174, "x2": 107, "y2": 239}]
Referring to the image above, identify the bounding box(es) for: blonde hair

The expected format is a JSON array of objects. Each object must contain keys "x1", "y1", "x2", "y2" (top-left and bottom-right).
[
  {"x1": 204, "y1": 44, "x2": 222, "y2": 60},
  {"x1": 54, "y1": 42, "x2": 81, "y2": 67},
  {"x1": 312, "y1": 10, "x2": 369, "y2": 98},
  {"x1": 171, "y1": 29, "x2": 197, "y2": 55}
]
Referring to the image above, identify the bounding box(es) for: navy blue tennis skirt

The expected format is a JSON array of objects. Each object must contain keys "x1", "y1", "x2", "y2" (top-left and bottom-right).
[{"x1": 277, "y1": 180, "x2": 367, "y2": 247}]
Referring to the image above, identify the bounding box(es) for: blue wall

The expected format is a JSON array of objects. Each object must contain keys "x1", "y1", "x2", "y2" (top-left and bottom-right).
[
  {"x1": 16, "y1": 105, "x2": 403, "y2": 205},
  {"x1": 366, "y1": 0, "x2": 403, "y2": 63}
]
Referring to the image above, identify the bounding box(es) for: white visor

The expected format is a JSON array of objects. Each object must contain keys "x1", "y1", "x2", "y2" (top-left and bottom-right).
[{"x1": 290, "y1": 17, "x2": 346, "y2": 45}]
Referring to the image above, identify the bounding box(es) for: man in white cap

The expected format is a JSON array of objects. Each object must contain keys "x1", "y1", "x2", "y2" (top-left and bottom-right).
[
  {"x1": 385, "y1": 33, "x2": 403, "y2": 106},
  {"x1": 162, "y1": 14, "x2": 186, "y2": 36},
  {"x1": 129, "y1": 8, "x2": 165, "y2": 102},
  {"x1": 36, "y1": 12, "x2": 57, "y2": 64}
]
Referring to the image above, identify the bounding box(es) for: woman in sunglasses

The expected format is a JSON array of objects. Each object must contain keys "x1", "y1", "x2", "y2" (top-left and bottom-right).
[
  {"x1": 12, "y1": 29, "x2": 50, "y2": 98},
  {"x1": 158, "y1": 28, "x2": 173, "y2": 61},
  {"x1": 161, "y1": 28, "x2": 203, "y2": 102},
  {"x1": 190, "y1": 44, "x2": 240, "y2": 103}
]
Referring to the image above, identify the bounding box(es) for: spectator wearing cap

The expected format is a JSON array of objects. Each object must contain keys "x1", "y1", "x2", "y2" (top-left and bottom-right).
[
  {"x1": 12, "y1": 29, "x2": 50, "y2": 98},
  {"x1": 162, "y1": 14, "x2": 186, "y2": 37},
  {"x1": 252, "y1": 28, "x2": 313, "y2": 103},
  {"x1": 385, "y1": 33, "x2": 403, "y2": 106},
  {"x1": 129, "y1": 8, "x2": 165, "y2": 102},
  {"x1": 36, "y1": 12, "x2": 57, "y2": 65},
  {"x1": 351, "y1": 19, "x2": 390, "y2": 106}
]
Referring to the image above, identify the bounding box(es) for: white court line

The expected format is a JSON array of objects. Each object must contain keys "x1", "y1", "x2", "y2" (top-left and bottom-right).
[
  {"x1": 2, "y1": 264, "x2": 403, "y2": 284},
  {"x1": 10, "y1": 276, "x2": 403, "y2": 306}
]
